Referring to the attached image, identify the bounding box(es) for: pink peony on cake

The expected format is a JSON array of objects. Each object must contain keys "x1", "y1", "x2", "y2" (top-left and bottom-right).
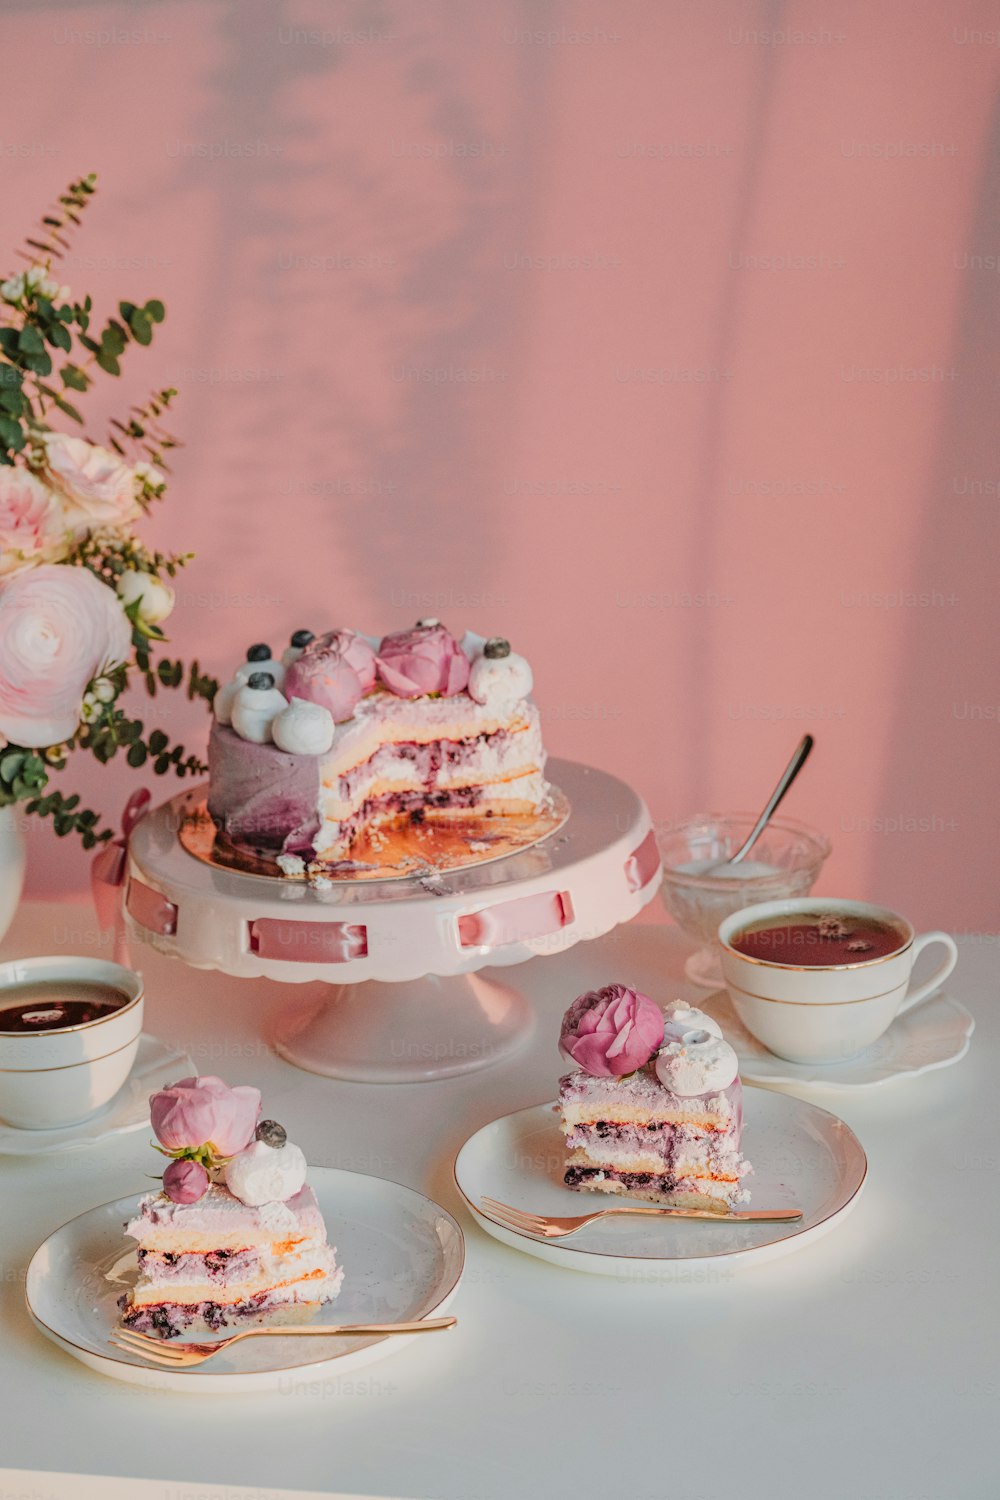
[
  {"x1": 557, "y1": 985, "x2": 752, "y2": 1211},
  {"x1": 119, "y1": 1075, "x2": 342, "y2": 1337},
  {"x1": 206, "y1": 619, "x2": 549, "y2": 865}
]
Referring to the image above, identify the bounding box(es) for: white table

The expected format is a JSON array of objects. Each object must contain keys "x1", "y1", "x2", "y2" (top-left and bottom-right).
[{"x1": 1, "y1": 902, "x2": 995, "y2": 1500}]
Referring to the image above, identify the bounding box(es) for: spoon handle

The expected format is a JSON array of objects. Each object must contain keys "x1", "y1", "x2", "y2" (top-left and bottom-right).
[{"x1": 728, "y1": 734, "x2": 814, "y2": 865}]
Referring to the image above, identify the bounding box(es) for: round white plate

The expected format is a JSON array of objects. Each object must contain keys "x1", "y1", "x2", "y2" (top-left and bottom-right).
[
  {"x1": 0, "y1": 1035, "x2": 193, "y2": 1156},
  {"x1": 701, "y1": 988, "x2": 975, "y2": 1089},
  {"x1": 25, "y1": 1167, "x2": 464, "y2": 1392},
  {"x1": 454, "y1": 1094, "x2": 866, "y2": 1277}
]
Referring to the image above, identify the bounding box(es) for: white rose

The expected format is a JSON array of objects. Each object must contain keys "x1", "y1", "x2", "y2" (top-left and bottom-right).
[
  {"x1": 42, "y1": 433, "x2": 139, "y2": 529},
  {"x1": 117, "y1": 569, "x2": 175, "y2": 625}
]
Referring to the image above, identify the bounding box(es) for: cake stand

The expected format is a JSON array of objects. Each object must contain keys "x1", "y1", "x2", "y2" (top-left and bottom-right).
[{"x1": 124, "y1": 758, "x2": 662, "y2": 1083}]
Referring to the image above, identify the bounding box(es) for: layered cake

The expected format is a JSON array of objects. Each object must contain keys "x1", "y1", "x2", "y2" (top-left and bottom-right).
[
  {"x1": 207, "y1": 620, "x2": 549, "y2": 864},
  {"x1": 558, "y1": 986, "x2": 751, "y2": 1211},
  {"x1": 119, "y1": 1075, "x2": 342, "y2": 1336}
]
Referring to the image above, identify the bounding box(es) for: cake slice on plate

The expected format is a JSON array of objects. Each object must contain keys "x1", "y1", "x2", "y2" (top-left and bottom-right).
[
  {"x1": 119, "y1": 1076, "x2": 342, "y2": 1337},
  {"x1": 558, "y1": 986, "x2": 751, "y2": 1212}
]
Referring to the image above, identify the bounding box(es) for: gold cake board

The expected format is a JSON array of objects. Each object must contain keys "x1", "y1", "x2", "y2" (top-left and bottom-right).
[{"x1": 177, "y1": 788, "x2": 571, "y2": 883}]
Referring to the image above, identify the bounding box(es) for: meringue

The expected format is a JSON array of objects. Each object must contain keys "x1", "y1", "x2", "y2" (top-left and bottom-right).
[
  {"x1": 224, "y1": 1138, "x2": 308, "y2": 1207},
  {"x1": 272, "y1": 697, "x2": 335, "y2": 756},
  {"x1": 231, "y1": 680, "x2": 288, "y2": 744},
  {"x1": 662, "y1": 1002, "x2": 723, "y2": 1043},
  {"x1": 468, "y1": 650, "x2": 533, "y2": 706},
  {"x1": 654, "y1": 1028, "x2": 739, "y2": 1097}
]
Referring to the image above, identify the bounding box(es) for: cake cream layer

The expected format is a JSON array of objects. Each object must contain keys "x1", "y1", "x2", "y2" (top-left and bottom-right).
[
  {"x1": 119, "y1": 1267, "x2": 345, "y2": 1335},
  {"x1": 564, "y1": 1166, "x2": 749, "y2": 1210},
  {"x1": 562, "y1": 1126, "x2": 746, "y2": 1181},
  {"x1": 124, "y1": 1183, "x2": 326, "y2": 1255},
  {"x1": 558, "y1": 1070, "x2": 743, "y2": 1133},
  {"x1": 130, "y1": 1246, "x2": 340, "y2": 1309}
]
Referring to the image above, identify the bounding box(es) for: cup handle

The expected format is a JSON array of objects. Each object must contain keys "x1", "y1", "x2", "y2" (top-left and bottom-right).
[{"x1": 896, "y1": 931, "x2": 958, "y2": 1015}]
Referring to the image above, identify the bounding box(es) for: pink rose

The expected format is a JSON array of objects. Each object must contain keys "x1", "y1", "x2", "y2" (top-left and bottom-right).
[
  {"x1": 560, "y1": 983, "x2": 665, "y2": 1078},
  {"x1": 377, "y1": 623, "x2": 470, "y2": 698},
  {"x1": 0, "y1": 564, "x2": 132, "y2": 746},
  {"x1": 0, "y1": 468, "x2": 72, "y2": 577},
  {"x1": 150, "y1": 1075, "x2": 261, "y2": 1158},
  {"x1": 309, "y1": 629, "x2": 377, "y2": 692},
  {"x1": 284, "y1": 633, "x2": 365, "y2": 723},
  {"x1": 163, "y1": 1158, "x2": 210, "y2": 1205},
  {"x1": 42, "y1": 432, "x2": 139, "y2": 528}
]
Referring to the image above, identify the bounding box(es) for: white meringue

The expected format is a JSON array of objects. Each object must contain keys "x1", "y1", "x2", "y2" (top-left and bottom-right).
[
  {"x1": 213, "y1": 677, "x2": 241, "y2": 725},
  {"x1": 224, "y1": 1139, "x2": 307, "y2": 1207},
  {"x1": 655, "y1": 1027, "x2": 739, "y2": 1097},
  {"x1": 231, "y1": 681, "x2": 288, "y2": 744},
  {"x1": 662, "y1": 1002, "x2": 723, "y2": 1043},
  {"x1": 468, "y1": 651, "x2": 533, "y2": 706},
  {"x1": 272, "y1": 697, "x2": 335, "y2": 756},
  {"x1": 235, "y1": 655, "x2": 286, "y2": 691}
]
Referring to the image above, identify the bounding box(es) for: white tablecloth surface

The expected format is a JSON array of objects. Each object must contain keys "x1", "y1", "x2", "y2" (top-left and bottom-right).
[{"x1": 0, "y1": 902, "x2": 995, "y2": 1500}]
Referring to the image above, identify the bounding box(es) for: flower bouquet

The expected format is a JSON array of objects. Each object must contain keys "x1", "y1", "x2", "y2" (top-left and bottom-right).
[{"x1": 0, "y1": 174, "x2": 215, "y2": 848}]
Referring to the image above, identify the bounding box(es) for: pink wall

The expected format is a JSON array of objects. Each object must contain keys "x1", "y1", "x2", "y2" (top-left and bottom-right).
[{"x1": 5, "y1": 0, "x2": 998, "y2": 932}]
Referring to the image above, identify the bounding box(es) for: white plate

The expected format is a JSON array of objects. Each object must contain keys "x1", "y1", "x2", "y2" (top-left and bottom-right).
[
  {"x1": 454, "y1": 1093, "x2": 866, "y2": 1277},
  {"x1": 702, "y1": 988, "x2": 975, "y2": 1089},
  {"x1": 0, "y1": 1035, "x2": 194, "y2": 1156},
  {"x1": 25, "y1": 1167, "x2": 464, "y2": 1392}
]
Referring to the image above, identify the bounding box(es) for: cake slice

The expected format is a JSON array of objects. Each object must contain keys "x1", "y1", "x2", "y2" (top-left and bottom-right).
[
  {"x1": 119, "y1": 1076, "x2": 342, "y2": 1337},
  {"x1": 558, "y1": 988, "x2": 751, "y2": 1212}
]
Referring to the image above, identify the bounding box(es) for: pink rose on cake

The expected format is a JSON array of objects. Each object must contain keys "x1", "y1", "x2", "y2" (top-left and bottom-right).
[
  {"x1": 41, "y1": 432, "x2": 140, "y2": 529},
  {"x1": 560, "y1": 983, "x2": 665, "y2": 1078},
  {"x1": 0, "y1": 468, "x2": 73, "y2": 577},
  {"x1": 0, "y1": 564, "x2": 132, "y2": 746},
  {"x1": 284, "y1": 630, "x2": 369, "y2": 722},
  {"x1": 376, "y1": 621, "x2": 470, "y2": 698},
  {"x1": 150, "y1": 1075, "x2": 261, "y2": 1159},
  {"x1": 162, "y1": 1157, "x2": 210, "y2": 1205}
]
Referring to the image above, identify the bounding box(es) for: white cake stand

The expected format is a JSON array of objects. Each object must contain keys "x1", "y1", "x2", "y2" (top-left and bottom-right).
[{"x1": 124, "y1": 758, "x2": 662, "y2": 1083}]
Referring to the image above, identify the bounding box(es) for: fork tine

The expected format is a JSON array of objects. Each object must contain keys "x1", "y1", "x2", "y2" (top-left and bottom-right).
[
  {"x1": 479, "y1": 1198, "x2": 548, "y2": 1232},
  {"x1": 110, "y1": 1330, "x2": 190, "y2": 1362}
]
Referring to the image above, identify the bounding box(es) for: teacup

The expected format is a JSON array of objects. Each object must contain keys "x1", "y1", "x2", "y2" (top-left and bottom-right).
[
  {"x1": 717, "y1": 898, "x2": 958, "y2": 1064},
  {"x1": 0, "y1": 956, "x2": 144, "y2": 1129}
]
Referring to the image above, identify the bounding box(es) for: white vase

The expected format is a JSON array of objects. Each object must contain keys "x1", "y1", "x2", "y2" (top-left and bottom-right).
[{"x1": 0, "y1": 805, "x2": 26, "y2": 945}]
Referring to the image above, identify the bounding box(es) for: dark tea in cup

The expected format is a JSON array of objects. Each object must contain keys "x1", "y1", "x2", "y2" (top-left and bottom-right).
[
  {"x1": 729, "y1": 909, "x2": 908, "y2": 967},
  {"x1": 0, "y1": 980, "x2": 131, "y2": 1034}
]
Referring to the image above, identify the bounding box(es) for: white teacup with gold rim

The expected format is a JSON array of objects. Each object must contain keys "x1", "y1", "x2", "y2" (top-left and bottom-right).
[{"x1": 717, "y1": 898, "x2": 958, "y2": 1064}]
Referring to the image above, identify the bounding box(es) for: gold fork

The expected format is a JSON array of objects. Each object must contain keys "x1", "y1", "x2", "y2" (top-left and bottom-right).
[
  {"x1": 479, "y1": 1195, "x2": 801, "y2": 1239},
  {"x1": 111, "y1": 1316, "x2": 456, "y2": 1367}
]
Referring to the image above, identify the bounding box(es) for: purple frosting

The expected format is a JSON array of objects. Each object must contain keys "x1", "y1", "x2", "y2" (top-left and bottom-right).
[{"x1": 207, "y1": 722, "x2": 321, "y2": 853}]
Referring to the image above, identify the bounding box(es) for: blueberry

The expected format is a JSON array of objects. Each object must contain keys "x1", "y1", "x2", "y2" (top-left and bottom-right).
[
  {"x1": 483, "y1": 637, "x2": 510, "y2": 659},
  {"x1": 247, "y1": 671, "x2": 275, "y2": 691},
  {"x1": 290, "y1": 629, "x2": 314, "y2": 649},
  {"x1": 255, "y1": 1118, "x2": 287, "y2": 1149},
  {"x1": 246, "y1": 643, "x2": 271, "y2": 662}
]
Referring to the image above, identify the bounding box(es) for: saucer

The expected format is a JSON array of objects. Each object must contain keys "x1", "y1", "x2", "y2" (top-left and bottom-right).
[
  {"x1": 702, "y1": 988, "x2": 974, "y2": 1089},
  {"x1": 0, "y1": 1035, "x2": 194, "y2": 1154},
  {"x1": 25, "y1": 1168, "x2": 464, "y2": 1392},
  {"x1": 454, "y1": 1092, "x2": 866, "y2": 1278}
]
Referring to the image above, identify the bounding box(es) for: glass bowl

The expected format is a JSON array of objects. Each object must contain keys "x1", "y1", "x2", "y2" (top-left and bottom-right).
[{"x1": 657, "y1": 812, "x2": 831, "y2": 988}]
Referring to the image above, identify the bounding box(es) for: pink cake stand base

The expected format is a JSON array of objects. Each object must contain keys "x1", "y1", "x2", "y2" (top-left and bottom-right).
[{"x1": 124, "y1": 759, "x2": 662, "y2": 1083}]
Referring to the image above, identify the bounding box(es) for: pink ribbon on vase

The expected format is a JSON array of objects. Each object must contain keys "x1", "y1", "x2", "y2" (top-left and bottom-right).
[{"x1": 90, "y1": 788, "x2": 151, "y2": 964}]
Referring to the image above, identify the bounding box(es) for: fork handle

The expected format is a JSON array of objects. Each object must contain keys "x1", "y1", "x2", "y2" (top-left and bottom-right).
[
  {"x1": 604, "y1": 1206, "x2": 802, "y2": 1222},
  {"x1": 233, "y1": 1317, "x2": 456, "y2": 1338}
]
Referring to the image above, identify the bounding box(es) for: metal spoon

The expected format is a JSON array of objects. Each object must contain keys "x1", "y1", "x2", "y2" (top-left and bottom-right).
[{"x1": 707, "y1": 733, "x2": 814, "y2": 872}]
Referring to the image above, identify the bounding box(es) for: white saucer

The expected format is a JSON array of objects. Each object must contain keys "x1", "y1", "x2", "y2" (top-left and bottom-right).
[
  {"x1": 0, "y1": 1035, "x2": 194, "y2": 1155},
  {"x1": 25, "y1": 1167, "x2": 464, "y2": 1392},
  {"x1": 702, "y1": 988, "x2": 975, "y2": 1089},
  {"x1": 454, "y1": 1092, "x2": 866, "y2": 1278}
]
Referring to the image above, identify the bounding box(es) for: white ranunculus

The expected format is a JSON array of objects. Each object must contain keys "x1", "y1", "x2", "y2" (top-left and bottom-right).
[{"x1": 117, "y1": 569, "x2": 175, "y2": 626}]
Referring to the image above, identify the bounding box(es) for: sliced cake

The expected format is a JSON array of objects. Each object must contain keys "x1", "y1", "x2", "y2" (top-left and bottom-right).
[
  {"x1": 119, "y1": 1076, "x2": 342, "y2": 1337},
  {"x1": 558, "y1": 986, "x2": 751, "y2": 1211},
  {"x1": 207, "y1": 620, "x2": 549, "y2": 864}
]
